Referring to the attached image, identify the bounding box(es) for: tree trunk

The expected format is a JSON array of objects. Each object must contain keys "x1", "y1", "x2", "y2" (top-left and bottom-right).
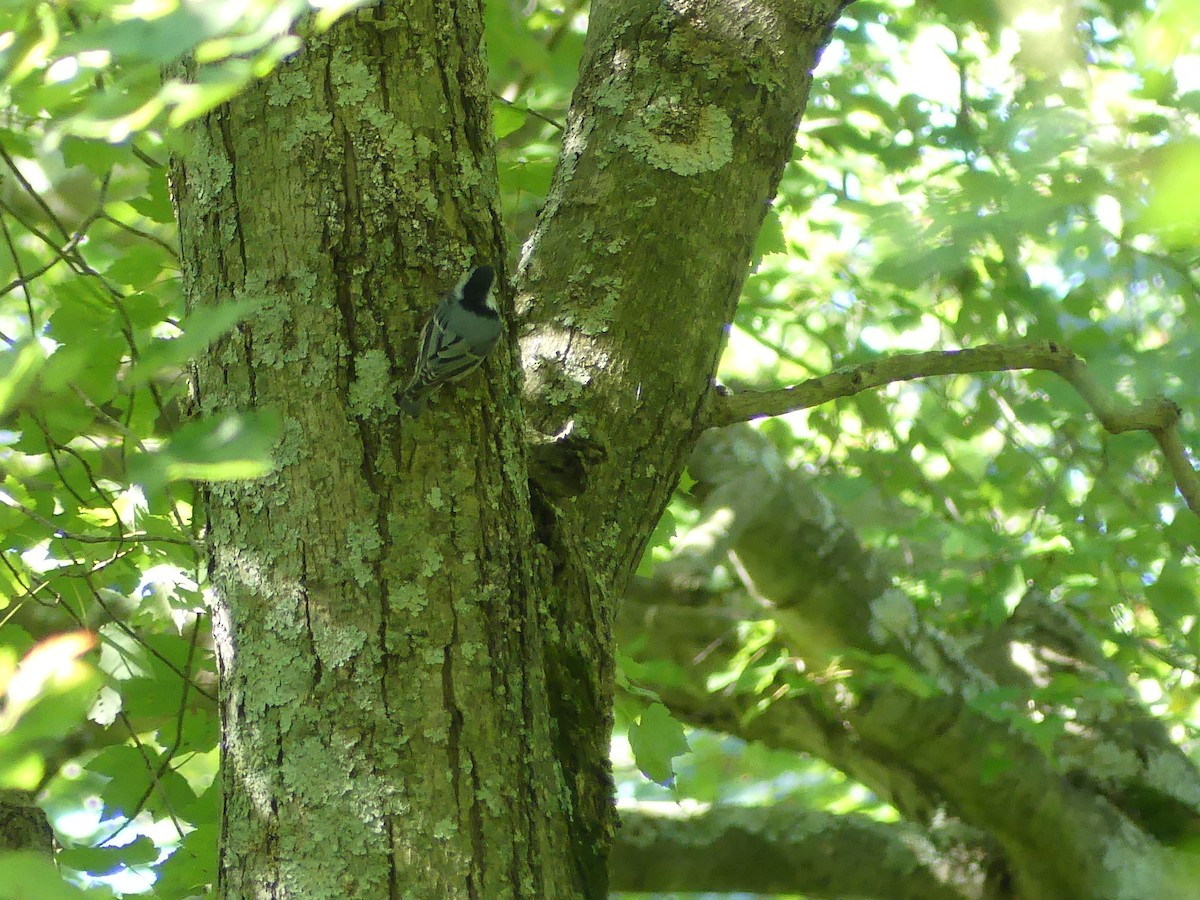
[
  {"x1": 172, "y1": 5, "x2": 578, "y2": 895},
  {"x1": 171, "y1": 0, "x2": 847, "y2": 895}
]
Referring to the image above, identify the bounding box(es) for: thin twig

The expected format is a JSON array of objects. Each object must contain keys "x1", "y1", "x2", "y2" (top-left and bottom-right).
[
  {"x1": 101, "y1": 212, "x2": 180, "y2": 259},
  {"x1": 0, "y1": 209, "x2": 36, "y2": 330},
  {"x1": 491, "y1": 93, "x2": 564, "y2": 132},
  {"x1": 0, "y1": 496, "x2": 195, "y2": 546},
  {"x1": 0, "y1": 144, "x2": 74, "y2": 242},
  {"x1": 707, "y1": 341, "x2": 1199, "y2": 516}
]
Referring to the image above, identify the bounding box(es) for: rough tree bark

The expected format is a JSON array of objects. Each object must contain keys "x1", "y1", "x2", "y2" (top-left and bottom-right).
[
  {"x1": 172, "y1": 0, "x2": 848, "y2": 896},
  {"x1": 172, "y1": 5, "x2": 575, "y2": 897}
]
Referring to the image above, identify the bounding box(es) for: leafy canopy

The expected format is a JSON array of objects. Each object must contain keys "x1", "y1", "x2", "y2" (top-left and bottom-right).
[{"x1": 0, "y1": 0, "x2": 1197, "y2": 893}]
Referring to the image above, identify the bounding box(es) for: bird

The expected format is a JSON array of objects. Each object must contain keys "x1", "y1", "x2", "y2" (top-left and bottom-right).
[{"x1": 397, "y1": 265, "x2": 501, "y2": 417}]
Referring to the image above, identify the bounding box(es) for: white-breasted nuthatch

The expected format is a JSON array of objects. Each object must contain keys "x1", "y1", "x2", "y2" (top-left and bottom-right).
[{"x1": 398, "y1": 264, "x2": 501, "y2": 417}]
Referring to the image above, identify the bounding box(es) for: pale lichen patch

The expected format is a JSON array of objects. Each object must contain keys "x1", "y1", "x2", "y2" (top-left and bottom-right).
[{"x1": 620, "y1": 98, "x2": 733, "y2": 176}]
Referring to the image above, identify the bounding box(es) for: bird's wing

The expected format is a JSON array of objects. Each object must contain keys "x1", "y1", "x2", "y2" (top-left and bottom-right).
[{"x1": 408, "y1": 304, "x2": 484, "y2": 389}]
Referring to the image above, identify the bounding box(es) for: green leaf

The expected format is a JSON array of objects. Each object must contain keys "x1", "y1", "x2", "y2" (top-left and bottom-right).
[
  {"x1": 104, "y1": 245, "x2": 171, "y2": 290},
  {"x1": 634, "y1": 508, "x2": 676, "y2": 577},
  {"x1": 493, "y1": 101, "x2": 528, "y2": 139},
  {"x1": 174, "y1": 708, "x2": 219, "y2": 758},
  {"x1": 0, "y1": 852, "x2": 89, "y2": 899},
  {"x1": 123, "y1": 291, "x2": 170, "y2": 329},
  {"x1": 147, "y1": 766, "x2": 202, "y2": 822},
  {"x1": 152, "y1": 821, "x2": 216, "y2": 897},
  {"x1": 1146, "y1": 559, "x2": 1195, "y2": 629},
  {"x1": 60, "y1": 137, "x2": 131, "y2": 175},
  {"x1": 313, "y1": 0, "x2": 375, "y2": 29},
  {"x1": 0, "y1": 634, "x2": 99, "y2": 787},
  {"x1": 628, "y1": 702, "x2": 690, "y2": 786},
  {"x1": 0, "y1": 340, "x2": 44, "y2": 417},
  {"x1": 57, "y1": 836, "x2": 158, "y2": 877},
  {"x1": 131, "y1": 409, "x2": 280, "y2": 488},
  {"x1": 92, "y1": 747, "x2": 159, "y2": 819},
  {"x1": 751, "y1": 207, "x2": 786, "y2": 266},
  {"x1": 166, "y1": 62, "x2": 256, "y2": 126},
  {"x1": 63, "y1": 8, "x2": 223, "y2": 64},
  {"x1": 1143, "y1": 138, "x2": 1200, "y2": 245},
  {"x1": 127, "y1": 168, "x2": 176, "y2": 224},
  {"x1": 127, "y1": 299, "x2": 256, "y2": 385}
]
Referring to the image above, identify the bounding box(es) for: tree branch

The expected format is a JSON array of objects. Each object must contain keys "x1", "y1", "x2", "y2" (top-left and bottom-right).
[
  {"x1": 610, "y1": 805, "x2": 987, "y2": 899},
  {"x1": 706, "y1": 340, "x2": 1199, "y2": 515},
  {"x1": 630, "y1": 426, "x2": 1200, "y2": 898}
]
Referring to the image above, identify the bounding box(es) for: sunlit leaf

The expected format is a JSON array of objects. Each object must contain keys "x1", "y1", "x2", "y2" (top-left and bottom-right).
[
  {"x1": 131, "y1": 410, "x2": 280, "y2": 487},
  {"x1": 0, "y1": 853, "x2": 88, "y2": 899},
  {"x1": 58, "y1": 836, "x2": 159, "y2": 877},
  {"x1": 0, "y1": 341, "x2": 44, "y2": 417},
  {"x1": 628, "y1": 702, "x2": 690, "y2": 786}
]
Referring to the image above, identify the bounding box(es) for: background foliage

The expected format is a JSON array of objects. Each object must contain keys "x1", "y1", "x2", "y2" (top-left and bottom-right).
[{"x1": 0, "y1": 0, "x2": 1196, "y2": 895}]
